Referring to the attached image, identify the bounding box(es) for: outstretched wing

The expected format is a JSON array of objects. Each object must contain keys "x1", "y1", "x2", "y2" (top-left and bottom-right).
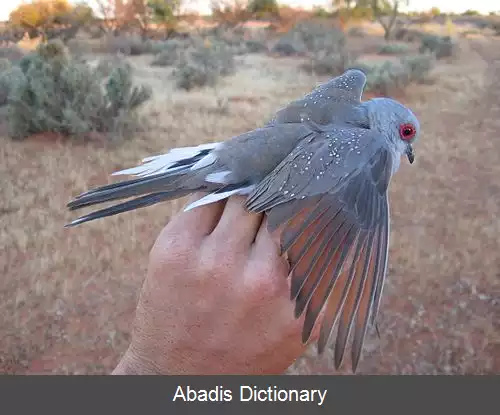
[
  {"x1": 245, "y1": 127, "x2": 393, "y2": 372},
  {"x1": 269, "y1": 69, "x2": 367, "y2": 126}
]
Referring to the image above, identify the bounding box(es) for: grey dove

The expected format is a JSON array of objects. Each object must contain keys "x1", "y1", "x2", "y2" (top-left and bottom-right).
[{"x1": 66, "y1": 69, "x2": 420, "y2": 372}]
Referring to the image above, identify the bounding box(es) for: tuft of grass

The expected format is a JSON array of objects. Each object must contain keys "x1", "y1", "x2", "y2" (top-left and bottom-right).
[{"x1": 4, "y1": 40, "x2": 152, "y2": 140}]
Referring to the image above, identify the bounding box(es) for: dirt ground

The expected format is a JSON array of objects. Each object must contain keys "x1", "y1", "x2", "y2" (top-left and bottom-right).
[{"x1": 1, "y1": 33, "x2": 499, "y2": 374}]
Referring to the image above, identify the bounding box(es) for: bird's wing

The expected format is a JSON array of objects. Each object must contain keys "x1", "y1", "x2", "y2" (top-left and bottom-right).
[
  {"x1": 268, "y1": 69, "x2": 367, "y2": 126},
  {"x1": 245, "y1": 127, "x2": 393, "y2": 372}
]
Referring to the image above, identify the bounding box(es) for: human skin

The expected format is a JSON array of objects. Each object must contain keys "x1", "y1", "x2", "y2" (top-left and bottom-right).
[{"x1": 112, "y1": 194, "x2": 320, "y2": 375}]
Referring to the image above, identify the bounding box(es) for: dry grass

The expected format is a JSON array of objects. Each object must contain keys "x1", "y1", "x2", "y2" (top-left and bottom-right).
[{"x1": 1, "y1": 33, "x2": 499, "y2": 374}]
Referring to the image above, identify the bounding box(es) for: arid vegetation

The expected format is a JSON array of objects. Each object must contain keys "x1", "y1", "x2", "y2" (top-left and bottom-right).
[{"x1": 1, "y1": 0, "x2": 499, "y2": 374}]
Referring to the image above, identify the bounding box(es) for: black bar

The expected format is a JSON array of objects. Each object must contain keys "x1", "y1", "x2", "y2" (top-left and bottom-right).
[{"x1": 0, "y1": 375, "x2": 498, "y2": 415}]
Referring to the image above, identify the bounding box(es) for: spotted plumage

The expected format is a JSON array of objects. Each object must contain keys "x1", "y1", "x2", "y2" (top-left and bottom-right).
[{"x1": 66, "y1": 69, "x2": 420, "y2": 372}]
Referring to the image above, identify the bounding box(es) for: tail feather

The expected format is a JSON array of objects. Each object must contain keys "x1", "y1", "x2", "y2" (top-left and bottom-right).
[
  {"x1": 67, "y1": 170, "x2": 189, "y2": 211},
  {"x1": 65, "y1": 142, "x2": 255, "y2": 227},
  {"x1": 65, "y1": 189, "x2": 194, "y2": 227},
  {"x1": 68, "y1": 143, "x2": 220, "y2": 212}
]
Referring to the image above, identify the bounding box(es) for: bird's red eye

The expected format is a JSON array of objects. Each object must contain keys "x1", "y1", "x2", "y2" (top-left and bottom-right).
[{"x1": 399, "y1": 123, "x2": 416, "y2": 141}]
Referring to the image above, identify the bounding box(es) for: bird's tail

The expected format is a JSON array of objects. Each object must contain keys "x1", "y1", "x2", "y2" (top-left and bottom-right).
[{"x1": 65, "y1": 143, "x2": 225, "y2": 227}]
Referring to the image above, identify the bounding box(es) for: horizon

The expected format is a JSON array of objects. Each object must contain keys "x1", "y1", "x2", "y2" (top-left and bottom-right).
[{"x1": 1, "y1": 0, "x2": 499, "y2": 22}]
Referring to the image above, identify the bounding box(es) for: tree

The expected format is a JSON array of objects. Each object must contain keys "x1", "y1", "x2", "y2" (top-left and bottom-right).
[
  {"x1": 9, "y1": 0, "x2": 92, "y2": 41},
  {"x1": 211, "y1": 0, "x2": 251, "y2": 27},
  {"x1": 462, "y1": 10, "x2": 480, "y2": 16},
  {"x1": 332, "y1": 0, "x2": 373, "y2": 27},
  {"x1": 90, "y1": 0, "x2": 118, "y2": 33},
  {"x1": 429, "y1": 7, "x2": 441, "y2": 17},
  {"x1": 247, "y1": 0, "x2": 280, "y2": 19},
  {"x1": 147, "y1": 0, "x2": 183, "y2": 37},
  {"x1": 9, "y1": 0, "x2": 73, "y2": 30},
  {"x1": 371, "y1": 0, "x2": 409, "y2": 40}
]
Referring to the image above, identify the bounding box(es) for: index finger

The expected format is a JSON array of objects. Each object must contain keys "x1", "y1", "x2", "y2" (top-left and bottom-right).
[{"x1": 164, "y1": 193, "x2": 226, "y2": 241}]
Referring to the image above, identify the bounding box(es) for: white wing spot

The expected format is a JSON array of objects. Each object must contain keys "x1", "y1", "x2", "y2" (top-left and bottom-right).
[
  {"x1": 205, "y1": 171, "x2": 231, "y2": 184},
  {"x1": 184, "y1": 185, "x2": 255, "y2": 212},
  {"x1": 112, "y1": 142, "x2": 221, "y2": 177}
]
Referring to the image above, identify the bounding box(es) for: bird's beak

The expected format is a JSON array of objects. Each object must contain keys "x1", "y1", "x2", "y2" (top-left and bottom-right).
[{"x1": 406, "y1": 144, "x2": 414, "y2": 164}]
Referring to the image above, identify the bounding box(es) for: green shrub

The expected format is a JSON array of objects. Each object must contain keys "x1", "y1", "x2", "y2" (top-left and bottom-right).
[
  {"x1": 352, "y1": 60, "x2": 407, "y2": 96},
  {"x1": 292, "y1": 21, "x2": 346, "y2": 55},
  {"x1": 0, "y1": 59, "x2": 20, "y2": 106},
  {"x1": 378, "y1": 43, "x2": 411, "y2": 55},
  {"x1": 150, "y1": 38, "x2": 187, "y2": 55},
  {"x1": 271, "y1": 32, "x2": 307, "y2": 56},
  {"x1": 172, "y1": 40, "x2": 235, "y2": 90},
  {"x1": 394, "y1": 27, "x2": 426, "y2": 42},
  {"x1": 106, "y1": 34, "x2": 153, "y2": 56},
  {"x1": 151, "y1": 39, "x2": 187, "y2": 67},
  {"x1": 401, "y1": 54, "x2": 435, "y2": 83},
  {"x1": 244, "y1": 39, "x2": 268, "y2": 53},
  {"x1": 273, "y1": 21, "x2": 346, "y2": 57},
  {"x1": 172, "y1": 60, "x2": 218, "y2": 90},
  {"x1": 301, "y1": 52, "x2": 353, "y2": 76},
  {"x1": 353, "y1": 53, "x2": 434, "y2": 95},
  {"x1": 5, "y1": 40, "x2": 152, "y2": 140},
  {"x1": 0, "y1": 45, "x2": 25, "y2": 63},
  {"x1": 151, "y1": 48, "x2": 179, "y2": 66},
  {"x1": 348, "y1": 26, "x2": 366, "y2": 37},
  {"x1": 419, "y1": 34, "x2": 458, "y2": 59}
]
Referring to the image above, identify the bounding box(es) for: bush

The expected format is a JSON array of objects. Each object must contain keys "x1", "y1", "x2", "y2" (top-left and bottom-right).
[
  {"x1": 401, "y1": 54, "x2": 435, "y2": 83},
  {"x1": 4, "y1": 40, "x2": 152, "y2": 140},
  {"x1": 151, "y1": 39, "x2": 186, "y2": 67},
  {"x1": 244, "y1": 39, "x2": 268, "y2": 53},
  {"x1": 151, "y1": 49, "x2": 179, "y2": 67},
  {"x1": 301, "y1": 52, "x2": 353, "y2": 76},
  {"x1": 272, "y1": 21, "x2": 345, "y2": 57},
  {"x1": 292, "y1": 21, "x2": 346, "y2": 55},
  {"x1": 149, "y1": 38, "x2": 187, "y2": 55},
  {"x1": 0, "y1": 45, "x2": 26, "y2": 63},
  {"x1": 172, "y1": 60, "x2": 218, "y2": 90},
  {"x1": 172, "y1": 40, "x2": 235, "y2": 90},
  {"x1": 271, "y1": 32, "x2": 307, "y2": 56},
  {"x1": 347, "y1": 26, "x2": 367, "y2": 37},
  {"x1": 378, "y1": 43, "x2": 411, "y2": 55},
  {"x1": 419, "y1": 34, "x2": 458, "y2": 59},
  {"x1": 353, "y1": 54, "x2": 434, "y2": 95},
  {"x1": 394, "y1": 27, "x2": 426, "y2": 42},
  {"x1": 0, "y1": 59, "x2": 18, "y2": 106},
  {"x1": 106, "y1": 34, "x2": 153, "y2": 56}
]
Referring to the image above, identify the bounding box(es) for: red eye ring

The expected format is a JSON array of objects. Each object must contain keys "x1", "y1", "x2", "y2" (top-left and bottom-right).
[{"x1": 399, "y1": 123, "x2": 416, "y2": 141}]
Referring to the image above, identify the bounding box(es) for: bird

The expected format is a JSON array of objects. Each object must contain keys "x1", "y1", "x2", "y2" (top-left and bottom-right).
[{"x1": 65, "y1": 69, "x2": 420, "y2": 373}]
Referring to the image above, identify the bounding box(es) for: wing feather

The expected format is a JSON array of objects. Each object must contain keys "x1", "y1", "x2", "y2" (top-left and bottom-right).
[{"x1": 246, "y1": 129, "x2": 394, "y2": 372}]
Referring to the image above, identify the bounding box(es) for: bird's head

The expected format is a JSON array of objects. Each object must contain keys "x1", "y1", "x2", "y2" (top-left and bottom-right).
[{"x1": 362, "y1": 97, "x2": 420, "y2": 164}]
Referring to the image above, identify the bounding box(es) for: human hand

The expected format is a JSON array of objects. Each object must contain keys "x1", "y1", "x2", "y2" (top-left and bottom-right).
[{"x1": 112, "y1": 194, "x2": 318, "y2": 375}]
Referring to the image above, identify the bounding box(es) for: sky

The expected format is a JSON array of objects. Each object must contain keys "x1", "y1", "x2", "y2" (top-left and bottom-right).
[{"x1": 1, "y1": 0, "x2": 499, "y2": 22}]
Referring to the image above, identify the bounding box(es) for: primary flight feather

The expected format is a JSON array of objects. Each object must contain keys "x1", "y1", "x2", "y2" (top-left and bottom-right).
[{"x1": 66, "y1": 69, "x2": 420, "y2": 372}]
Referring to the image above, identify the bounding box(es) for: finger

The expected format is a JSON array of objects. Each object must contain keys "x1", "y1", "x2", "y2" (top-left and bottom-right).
[
  {"x1": 253, "y1": 215, "x2": 282, "y2": 257},
  {"x1": 209, "y1": 196, "x2": 264, "y2": 248},
  {"x1": 250, "y1": 216, "x2": 287, "y2": 286},
  {"x1": 166, "y1": 192, "x2": 226, "y2": 239}
]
